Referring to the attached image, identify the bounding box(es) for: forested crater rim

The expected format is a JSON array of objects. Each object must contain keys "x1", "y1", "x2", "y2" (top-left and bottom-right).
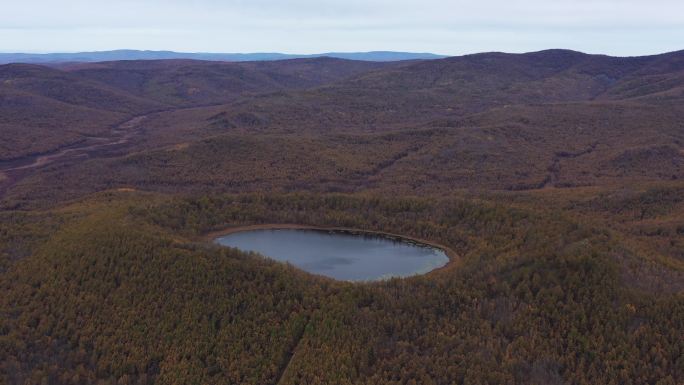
[{"x1": 209, "y1": 224, "x2": 458, "y2": 281}]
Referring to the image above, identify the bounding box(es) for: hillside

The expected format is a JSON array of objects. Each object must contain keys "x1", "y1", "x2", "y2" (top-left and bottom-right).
[
  {"x1": 1, "y1": 49, "x2": 683, "y2": 384},
  {"x1": 0, "y1": 58, "x2": 400, "y2": 161},
  {"x1": 61, "y1": 58, "x2": 402, "y2": 106},
  {"x1": 5, "y1": 49, "x2": 683, "y2": 204},
  {"x1": 1, "y1": 190, "x2": 682, "y2": 384}
]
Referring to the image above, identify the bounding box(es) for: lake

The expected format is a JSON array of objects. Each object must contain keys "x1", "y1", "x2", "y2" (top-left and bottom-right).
[{"x1": 214, "y1": 228, "x2": 450, "y2": 281}]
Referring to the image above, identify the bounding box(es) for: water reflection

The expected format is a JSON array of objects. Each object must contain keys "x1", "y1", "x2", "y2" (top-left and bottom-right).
[{"x1": 215, "y1": 229, "x2": 449, "y2": 281}]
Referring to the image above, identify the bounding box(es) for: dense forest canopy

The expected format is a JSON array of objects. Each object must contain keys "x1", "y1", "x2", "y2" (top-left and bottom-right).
[
  {"x1": 1, "y1": 191, "x2": 682, "y2": 384},
  {"x1": 1, "y1": 50, "x2": 683, "y2": 384}
]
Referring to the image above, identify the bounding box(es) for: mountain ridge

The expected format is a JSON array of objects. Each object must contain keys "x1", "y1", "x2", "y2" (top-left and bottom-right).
[{"x1": 0, "y1": 49, "x2": 447, "y2": 64}]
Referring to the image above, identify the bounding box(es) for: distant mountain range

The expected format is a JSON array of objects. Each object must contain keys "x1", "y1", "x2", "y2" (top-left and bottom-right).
[{"x1": 0, "y1": 50, "x2": 447, "y2": 64}]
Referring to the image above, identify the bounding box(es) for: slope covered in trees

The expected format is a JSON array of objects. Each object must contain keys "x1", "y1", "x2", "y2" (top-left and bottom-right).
[
  {"x1": 3, "y1": 50, "x2": 684, "y2": 208},
  {"x1": 1, "y1": 191, "x2": 682, "y2": 384},
  {"x1": 0, "y1": 58, "x2": 400, "y2": 161},
  {"x1": 1, "y1": 50, "x2": 683, "y2": 384}
]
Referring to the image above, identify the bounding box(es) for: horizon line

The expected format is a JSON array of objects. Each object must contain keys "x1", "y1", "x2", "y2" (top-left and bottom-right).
[{"x1": 1, "y1": 47, "x2": 683, "y2": 58}]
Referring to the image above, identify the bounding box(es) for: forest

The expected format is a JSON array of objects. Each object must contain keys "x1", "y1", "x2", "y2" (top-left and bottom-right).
[
  {"x1": 1, "y1": 49, "x2": 683, "y2": 384},
  {"x1": 1, "y1": 190, "x2": 682, "y2": 384}
]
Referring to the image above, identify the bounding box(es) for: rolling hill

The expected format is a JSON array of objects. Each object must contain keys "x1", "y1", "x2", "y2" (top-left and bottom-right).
[
  {"x1": 1, "y1": 49, "x2": 683, "y2": 385},
  {"x1": 8, "y1": 49, "x2": 678, "y2": 199},
  {"x1": 0, "y1": 58, "x2": 402, "y2": 161}
]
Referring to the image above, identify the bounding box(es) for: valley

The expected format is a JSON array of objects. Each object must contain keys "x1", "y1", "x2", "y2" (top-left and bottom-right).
[{"x1": 0, "y1": 113, "x2": 149, "y2": 196}]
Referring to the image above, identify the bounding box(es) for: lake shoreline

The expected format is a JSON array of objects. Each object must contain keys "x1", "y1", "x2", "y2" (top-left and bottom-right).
[{"x1": 204, "y1": 223, "x2": 460, "y2": 278}]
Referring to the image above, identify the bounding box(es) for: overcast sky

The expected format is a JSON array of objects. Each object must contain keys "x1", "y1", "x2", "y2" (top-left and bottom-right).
[{"x1": 2, "y1": 0, "x2": 683, "y2": 56}]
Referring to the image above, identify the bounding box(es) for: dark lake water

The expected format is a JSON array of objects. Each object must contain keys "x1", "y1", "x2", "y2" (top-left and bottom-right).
[{"x1": 215, "y1": 229, "x2": 450, "y2": 281}]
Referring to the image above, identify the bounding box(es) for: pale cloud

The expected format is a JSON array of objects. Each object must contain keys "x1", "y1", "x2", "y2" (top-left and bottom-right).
[{"x1": 1, "y1": 0, "x2": 683, "y2": 55}]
